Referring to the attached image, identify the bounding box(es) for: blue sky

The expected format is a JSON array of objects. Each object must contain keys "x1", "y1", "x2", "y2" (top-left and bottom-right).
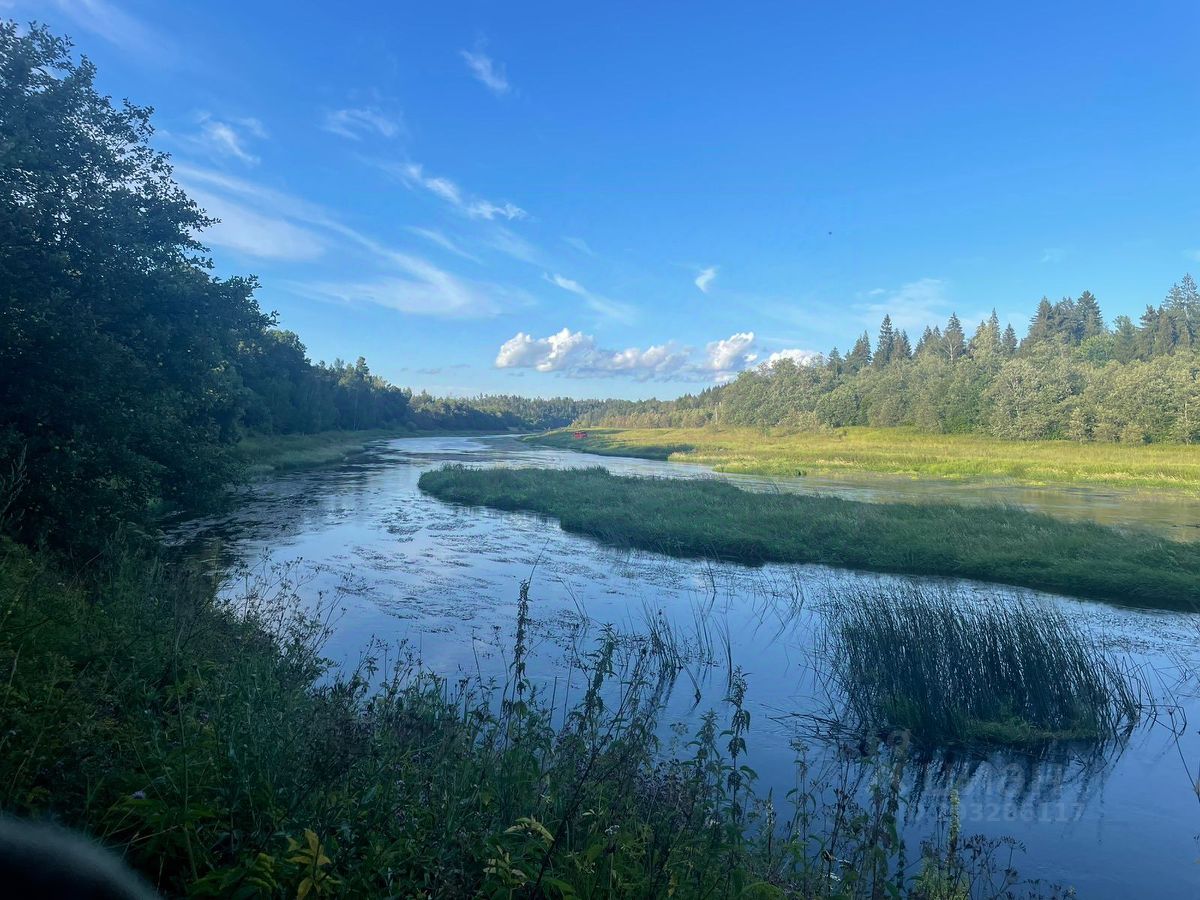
[{"x1": 13, "y1": 1, "x2": 1200, "y2": 398}]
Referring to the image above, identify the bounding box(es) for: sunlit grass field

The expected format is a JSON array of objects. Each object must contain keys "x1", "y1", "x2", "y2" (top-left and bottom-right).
[{"x1": 528, "y1": 426, "x2": 1200, "y2": 492}]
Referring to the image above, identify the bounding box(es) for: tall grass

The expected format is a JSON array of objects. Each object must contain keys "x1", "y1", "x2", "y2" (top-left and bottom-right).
[
  {"x1": 418, "y1": 465, "x2": 1200, "y2": 609},
  {"x1": 825, "y1": 586, "x2": 1145, "y2": 747},
  {"x1": 0, "y1": 539, "x2": 1061, "y2": 898}
]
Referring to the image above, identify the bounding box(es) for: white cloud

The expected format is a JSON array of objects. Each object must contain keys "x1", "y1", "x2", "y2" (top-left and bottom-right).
[
  {"x1": 547, "y1": 273, "x2": 586, "y2": 295},
  {"x1": 1040, "y1": 247, "x2": 1066, "y2": 264},
  {"x1": 391, "y1": 162, "x2": 526, "y2": 221},
  {"x1": 467, "y1": 199, "x2": 526, "y2": 221},
  {"x1": 495, "y1": 329, "x2": 688, "y2": 379},
  {"x1": 544, "y1": 273, "x2": 637, "y2": 324},
  {"x1": 323, "y1": 107, "x2": 403, "y2": 140},
  {"x1": 704, "y1": 332, "x2": 757, "y2": 379},
  {"x1": 461, "y1": 49, "x2": 511, "y2": 96},
  {"x1": 495, "y1": 329, "x2": 762, "y2": 381},
  {"x1": 496, "y1": 329, "x2": 594, "y2": 372},
  {"x1": 695, "y1": 265, "x2": 718, "y2": 293},
  {"x1": 762, "y1": 348, "x2": 821, "y2": 368}
]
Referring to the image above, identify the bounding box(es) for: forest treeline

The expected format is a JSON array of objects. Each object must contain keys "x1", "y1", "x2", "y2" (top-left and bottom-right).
[
  {"x1": 577, "y1": 281, "x2": 1200, "y2": 444},
  {"x1": 0, "y1": 25, "x2": 597, "y2": 547}
]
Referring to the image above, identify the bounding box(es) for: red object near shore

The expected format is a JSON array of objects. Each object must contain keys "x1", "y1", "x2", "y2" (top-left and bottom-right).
[{"x1": 572, "y1": 431, "x2": 588, "y2": 439}]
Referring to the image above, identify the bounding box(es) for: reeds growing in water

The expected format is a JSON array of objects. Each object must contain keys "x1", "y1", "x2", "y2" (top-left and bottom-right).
[{"x1": 824, "y1": 586, "x2": 1146, "y2": 747}]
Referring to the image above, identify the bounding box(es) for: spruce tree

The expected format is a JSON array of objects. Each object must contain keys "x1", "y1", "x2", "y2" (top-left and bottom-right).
[
  {"x1": 846, "y1": 332, "x2": 873, "y2": 372},
  {"x1": 1001, "y1": 324, "x2": 1018, "y2": 356},
  {"x1": 1075, "y1": 291, "x2": 1104, "y2": 340},
  {"x1": 943, "y1": 313, "x2": 966, "y2": 362},
  {"x1": 874, "y1": 315, "x2": 896, "y2": 368},
  {"x1": 1024, "y1": 298, "x2": 1055, "y2": 349},
  {"x1": 1112, "y1": 315, "x2": 1138, "y2": 362}
]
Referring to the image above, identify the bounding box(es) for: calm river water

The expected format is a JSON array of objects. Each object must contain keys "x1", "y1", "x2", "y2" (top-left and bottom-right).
[{"x1": 170, "y1": 435, "x2": 1200, "y2": 899}]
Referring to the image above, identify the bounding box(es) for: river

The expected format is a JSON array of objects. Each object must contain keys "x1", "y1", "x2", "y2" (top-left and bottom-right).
[{"x1": 169, "y1": 434, "x2": 1200, "y2": 898}]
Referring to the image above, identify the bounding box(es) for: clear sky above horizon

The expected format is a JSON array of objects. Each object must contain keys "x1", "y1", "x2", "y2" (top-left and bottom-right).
[{"x1": 12, "y1": 1, "x2": 1200, "y2": 398}]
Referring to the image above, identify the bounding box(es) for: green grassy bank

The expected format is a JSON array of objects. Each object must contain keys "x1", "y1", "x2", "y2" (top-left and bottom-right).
[
  {"x1": 527, "y1": 426, "x2": 1200, "y2": 492},
  {"x1": 235, "y1": 429, "x2": 409, "y2": 474},
  {"x1": 419, "y1": 465, "x2": 1200, "y2": 610},
  {"x1": 236, "y1": 427, "x2": 523, "y2": 476},
  {"x1": 0, "y1": 539, "x2": 1039, "y2": 898}
]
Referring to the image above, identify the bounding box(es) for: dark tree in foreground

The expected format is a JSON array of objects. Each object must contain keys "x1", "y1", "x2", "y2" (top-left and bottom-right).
[{"x1": 0, "y1": 24, "x2": 269, "y2": 547}]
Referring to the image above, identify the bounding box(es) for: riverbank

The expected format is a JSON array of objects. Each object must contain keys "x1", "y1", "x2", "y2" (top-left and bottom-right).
[
  {"x1": 236, "y1": 427, "x2": 519, "y2": 475},
  {"x1": 235, "y1": 428, "x2": 409, "y2": 474},
  {"x1": 0, "y1": 537, "x2": 1022, "y2": 898},
  {"x1": 527, "y1": 426, "x2": 1200, "y2": 493},
  {"x1": 419, "y1": 464, "x2": 1200, "y2": 610}
]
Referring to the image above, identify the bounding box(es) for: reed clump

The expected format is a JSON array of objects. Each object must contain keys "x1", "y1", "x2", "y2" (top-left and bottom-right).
[{"x1": 826, "y1": 586, "x2": 1145, "y2": 747}]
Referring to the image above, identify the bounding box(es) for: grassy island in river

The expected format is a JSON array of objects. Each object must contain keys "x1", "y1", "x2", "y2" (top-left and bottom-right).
[{"x1": 419, "y1": 465, "x2": 1200, "y2": 610}]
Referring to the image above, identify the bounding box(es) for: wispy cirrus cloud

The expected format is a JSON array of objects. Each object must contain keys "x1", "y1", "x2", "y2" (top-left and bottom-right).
[
  {"x1": 858, "y1": 277, "x2": 951, "y2": 332},
  {"x1": 461, "y1": 49, "x2": 511, "y2": 96},
  {"x1": 563, "y1": 236, "x2": 598, "y2": 257},
  {"x1": 183, "y1": 185, "x2": 326, "y2": 261},
  {"x1": 172, "y1": 163, "x2": 522, "y2": 317},
  {"x1": 1040, "y1": 247, "x2": 1066, "y2": 264},
  {"x1": 35, "y1": 0, "x2": 172, "y2": 58},
  {"x1": 187, "y1": 113, "x2": 267, "y2": 165},
  {"x1": 857, "y1": 277, "x2": 994, "y2": 336},
  {"x1": 323, "y1": 107, "x2": 404, "y2": 141},
  {"x1": 494, "y1": 328, "x2": 764, "y2": 382},
  {"x1": 543, "y1": 272, "x2": 637, "y2": 324},
  {"x1": 406, "y1": 226, "x2": 481, "y2": 262},
  {"x1": 694, "y1": 265, "x2": 718, "y2": 293},
  {"x1": 294, "y1": 255, "x2": 512, "y2": 318},
  {"x1": 386, "y1": 161, "x2": 526, "y2": 221}
]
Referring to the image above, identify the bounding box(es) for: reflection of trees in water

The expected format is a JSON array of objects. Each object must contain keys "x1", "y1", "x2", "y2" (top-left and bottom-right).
[
  {"x1": 898, "y1": 741, "x2": 1121, "y2": 826},
  {"x1": 164, "y1": 452, "x2": 397, "y2": 565}
]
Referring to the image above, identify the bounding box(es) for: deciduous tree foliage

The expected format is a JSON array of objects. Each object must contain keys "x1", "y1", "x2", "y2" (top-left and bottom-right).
[
  {"x1": 0, "y1": 24, "x2": 270, "y2": 545},
  {"x1": 0, "y1": 25, "x2": 598, "y2": 547}
]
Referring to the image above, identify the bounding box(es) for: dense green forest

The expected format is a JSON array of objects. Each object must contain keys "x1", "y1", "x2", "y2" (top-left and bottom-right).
[
  {"x1": 577, "y1": 283, "x2": 1200, "y2": 444},
  {"x1": 0, "y1": 25, "x2": 598, "y2": 548}
]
